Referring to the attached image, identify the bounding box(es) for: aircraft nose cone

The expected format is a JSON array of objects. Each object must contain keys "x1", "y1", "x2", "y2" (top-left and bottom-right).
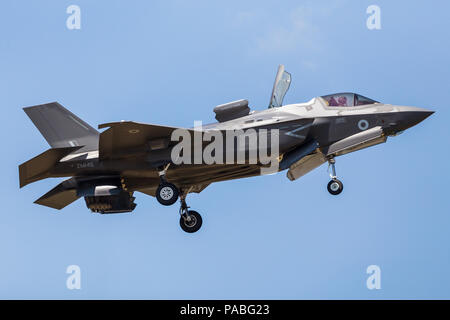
[
  {"x1": 403, "y1": 109, "x2": 434, "y2": 128},
  {"x1": 390, "y1": 107, "x2": 435, "y2": 132},
  {"x1": 383, "y1": 107, "x2": 434, "y2": 135}
]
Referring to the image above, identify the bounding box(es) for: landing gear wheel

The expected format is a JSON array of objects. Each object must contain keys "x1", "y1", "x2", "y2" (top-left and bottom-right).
[
  {"x1": 156, "y1": 183, "x2": 179, "y2": 206},
  {"x1": 327, "y1": 179, "x2": 343, "y2": 195},
  {"x1": 179, "y1": 210, "x2": 202, "y2": 233}
]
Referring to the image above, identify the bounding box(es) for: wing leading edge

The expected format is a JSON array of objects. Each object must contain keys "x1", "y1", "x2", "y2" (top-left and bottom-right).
[{"x1": 98, "y1": 121, "x2": 195, "y2": 160}]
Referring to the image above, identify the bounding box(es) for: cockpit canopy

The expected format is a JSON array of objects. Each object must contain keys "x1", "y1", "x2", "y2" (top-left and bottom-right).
[{"x1": 321, "y1": 93, "x2": 379, "y2": 107}]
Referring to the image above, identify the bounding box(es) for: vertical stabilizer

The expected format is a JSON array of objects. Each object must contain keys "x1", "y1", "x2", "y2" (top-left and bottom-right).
[{"x1": 23, "y1": 102, "x2": 99, "y2": 151}]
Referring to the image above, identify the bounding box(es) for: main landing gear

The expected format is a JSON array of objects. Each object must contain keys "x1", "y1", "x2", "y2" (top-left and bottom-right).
[
  {"x1": 155, "y1": 166, "x2": 203, "y2": 233},
  {"x1": 156, "y1": 166, "x2": 179, "y2": 206},
  {"x1": 327, "y1": 157, "x2": 344, "y2": 195},
  {"x1": 179, "y1": 194, "x2": 202, "y2": 233},
  {"x1": 156, "y1": 182, "x2": 179, "y2": 206}
]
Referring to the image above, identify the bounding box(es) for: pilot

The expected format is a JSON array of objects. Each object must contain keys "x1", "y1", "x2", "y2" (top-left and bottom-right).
[
  {"x1": 337, "y1": 96, "x2": 347, "y2": 106},
  {"x1": 328, "y1": 96, "x2": 339, "y2": 106}
]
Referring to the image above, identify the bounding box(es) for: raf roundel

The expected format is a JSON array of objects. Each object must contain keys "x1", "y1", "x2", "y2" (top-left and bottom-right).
[{"x1": 358, "y1": 119, "x2": 369, "y2": 131}]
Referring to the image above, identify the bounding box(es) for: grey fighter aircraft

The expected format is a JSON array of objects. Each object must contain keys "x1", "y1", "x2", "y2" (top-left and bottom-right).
[{"x1": 19, "y1": 65, "x2": 433, "y2": 233}]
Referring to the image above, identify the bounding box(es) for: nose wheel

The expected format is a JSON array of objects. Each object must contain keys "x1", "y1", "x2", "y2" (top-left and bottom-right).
[
  {"x1": 327, "y1": 158, "x2": 344, "y2": 195},
  {"x1": 327, "y1": 179, "x2": 343, "y2": 195}
]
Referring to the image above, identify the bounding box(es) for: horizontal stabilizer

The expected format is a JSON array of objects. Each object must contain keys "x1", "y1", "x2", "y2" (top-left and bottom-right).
[
  {"x1": 34, "y1": 178, "x2": 79, "y2": 210},
  {"x1": 19, "y1": 146, "x2": 81, "y2": 188}
]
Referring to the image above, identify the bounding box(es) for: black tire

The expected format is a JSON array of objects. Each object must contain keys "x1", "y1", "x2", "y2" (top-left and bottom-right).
[
  {"x1": 327, "y1": 179, "x2": 343, "y2": 195},
  {"x1": 179, "y1": 210, "x2": 202, "y2": 233},
  {"x1": 156, "y1": 183, "x2": 179, "y2": 206}
]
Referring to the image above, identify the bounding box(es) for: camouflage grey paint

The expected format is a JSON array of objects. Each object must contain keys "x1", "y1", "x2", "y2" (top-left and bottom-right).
[{"x1": 19, "y1": 74, "x2": 433, "y2": 212}]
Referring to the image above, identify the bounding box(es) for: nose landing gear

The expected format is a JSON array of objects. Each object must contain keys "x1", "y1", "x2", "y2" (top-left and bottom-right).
[{"x1": 327, "y1": 158, "x2": 344, "y2": 195}]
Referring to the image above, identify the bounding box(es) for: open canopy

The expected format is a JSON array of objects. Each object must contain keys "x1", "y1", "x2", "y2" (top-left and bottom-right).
[{"x1": 269, "y1": 65, "x2": 291, "y2": 108}]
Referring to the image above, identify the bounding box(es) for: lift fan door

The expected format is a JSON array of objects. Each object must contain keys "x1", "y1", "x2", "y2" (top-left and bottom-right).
[{"x1": 269, "y1": 65, "x2": 291, "y2": 108}]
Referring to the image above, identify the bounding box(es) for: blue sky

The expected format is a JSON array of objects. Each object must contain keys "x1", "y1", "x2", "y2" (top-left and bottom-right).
[{"x1": 0, "y1": 0, "x2": 449, "y2": 299}]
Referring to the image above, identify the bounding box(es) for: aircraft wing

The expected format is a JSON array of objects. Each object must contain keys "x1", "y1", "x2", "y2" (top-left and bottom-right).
[
  {"x1": 136, "y1": 183, "x2": 210, "y2": 197},
  {"x1": 98, "y1": 121, "x2": 194, "y2": 160}
]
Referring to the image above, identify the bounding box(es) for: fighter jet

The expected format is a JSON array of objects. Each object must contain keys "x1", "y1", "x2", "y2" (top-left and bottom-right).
[{"x1": 19, "y1": 65, "x2": 433, "y2": 233}]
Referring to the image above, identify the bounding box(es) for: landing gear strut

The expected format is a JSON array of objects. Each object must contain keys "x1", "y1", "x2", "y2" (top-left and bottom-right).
[
  {"x1": 179, "y1": 193, "x2": 202, "y2": 233},
  {"x1": 155, "y1": 165, "x2": 179, "y2": 206},
  {"x1": 154, "y1": 165, "x2": 203, "y2": 232},
  {"x1": 327, "y1": 157, "x2": 344, "y2": 195}
]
